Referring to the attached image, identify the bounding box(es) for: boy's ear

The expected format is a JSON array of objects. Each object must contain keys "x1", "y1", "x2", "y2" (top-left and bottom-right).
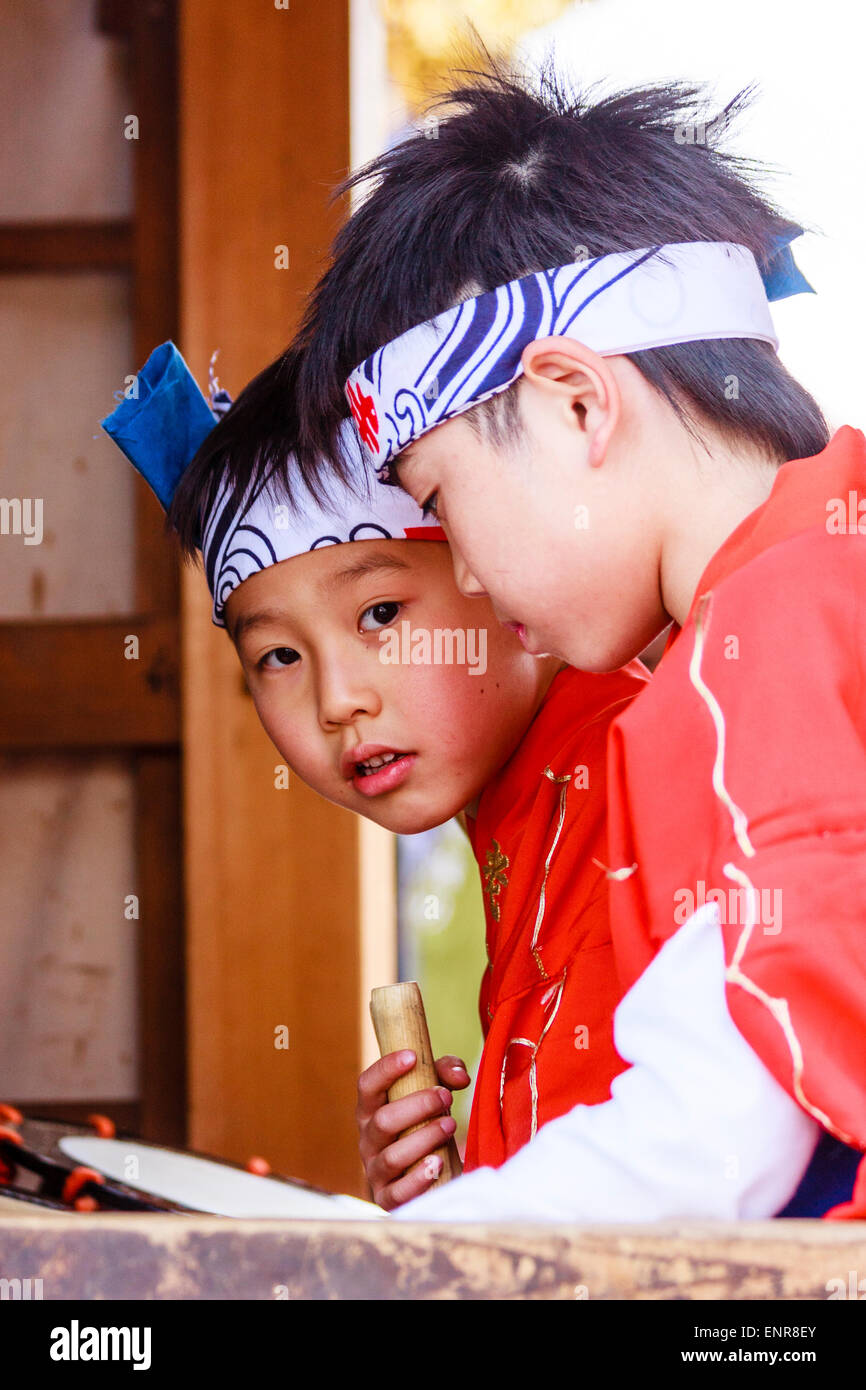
[
  {"x1": 520, "y1": 337, "x2": 620, "y2": 467},
  {"x1": 521, "y1": 336, "x2": 612, "y2": 396}
]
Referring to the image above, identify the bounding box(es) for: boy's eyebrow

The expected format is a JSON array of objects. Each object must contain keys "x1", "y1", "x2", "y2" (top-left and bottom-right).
[
  {"x1": 321, "y1": 551, "x2": 412, "y2": 592},
  {"x1": 228, "y1": 607, "x2": 290, "y2": 647},
  {"x1": 229, "y1": 553, "x2": 413, "y2": 645}
]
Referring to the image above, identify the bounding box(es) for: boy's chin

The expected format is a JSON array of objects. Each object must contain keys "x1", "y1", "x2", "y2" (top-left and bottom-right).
[
  {"x1": 366, "y1": 802, "x2": 470, "y2": 836},
  {"x1": 560, "y1": 634, "x2": 645, "y2": 674}
]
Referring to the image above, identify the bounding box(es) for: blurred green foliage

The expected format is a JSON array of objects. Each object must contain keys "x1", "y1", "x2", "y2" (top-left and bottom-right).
[{"x1": 399, "y1": 818, "x2": 488, "y2": 1146}]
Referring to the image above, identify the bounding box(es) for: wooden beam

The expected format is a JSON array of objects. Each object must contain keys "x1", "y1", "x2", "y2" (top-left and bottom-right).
[
  {"x1": 0, "y1": 221, "x2": 133, "y2": 273},
  {"x1": 130, "y1": 0, "x2": 180, "y2": 614},
  {"x1": 0, "y1": 1214, "x2": 863, "y2": 1300},
  {"x1": 125, "y1": 0, "x2": 186, "y2": 1152},
  {"x1": 135, "y1": 751, "x2": 186, "y2": 1147},
  {"x1": 0, "y1": 616, "x2": 179, "y2": 750},
  {"x1": 96, "y1": 0, "x2": 131, "y2": 39}
]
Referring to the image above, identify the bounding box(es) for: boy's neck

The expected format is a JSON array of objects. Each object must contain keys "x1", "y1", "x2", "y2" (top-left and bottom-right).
[{"x1": 657, "y1": 430, "x2": 785, "y2": 629}]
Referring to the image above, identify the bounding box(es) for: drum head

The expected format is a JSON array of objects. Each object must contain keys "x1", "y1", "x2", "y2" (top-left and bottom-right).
[{"x1": 58, "y1": 1137, "x2": 382, "y2": 1220}]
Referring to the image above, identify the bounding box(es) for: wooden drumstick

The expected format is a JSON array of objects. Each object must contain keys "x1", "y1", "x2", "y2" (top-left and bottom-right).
[{"x1": 370, "y1": 981, "x2": 462, "y2": 1186}]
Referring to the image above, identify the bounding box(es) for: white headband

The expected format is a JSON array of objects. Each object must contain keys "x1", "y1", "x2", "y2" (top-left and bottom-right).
[
  {"x1": 345, "y1": 241, "x2": 784, "y2": 472},
  {"x1": 202, "y1": 419, "x2": 443, "y2": 627},
  {"x1": 100, "y1": 343, "x2": 443, "y2": 629}
]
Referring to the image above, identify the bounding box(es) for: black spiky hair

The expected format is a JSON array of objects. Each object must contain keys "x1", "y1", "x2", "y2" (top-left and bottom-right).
[
  {"x1": 291, "y1": 58, "x2": 827, "y2": 473},
  {"x1": 166, "y1": 58, "x2": 829, "y2": 556}
]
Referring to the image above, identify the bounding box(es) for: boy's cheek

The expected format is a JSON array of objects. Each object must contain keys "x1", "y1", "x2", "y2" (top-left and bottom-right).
[
  {"x1": 408, "y1": 664, "x2": 499, "y2": 757},
  {"x1": 246, "y1": 692, "x2": 313, "y2": 780},
  {"x1": 253, "y1": 705, "x2": 358, "y2": 802},
  {"x1": 263, "y1": 735, "x2": 338, "y2": 805}
]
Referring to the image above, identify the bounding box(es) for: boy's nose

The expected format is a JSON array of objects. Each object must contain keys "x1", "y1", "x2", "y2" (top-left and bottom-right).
[{"x1": 317, "y1": 669, "x2": 382, "y2": 729}]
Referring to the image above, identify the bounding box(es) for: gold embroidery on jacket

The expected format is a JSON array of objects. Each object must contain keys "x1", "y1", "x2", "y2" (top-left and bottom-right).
[
  {"x1": 529, "y1": 768, "x2": 572, "y2": 980},
  {"x1": 482, "y1": 840, "x2": 510, "y2": 923},
  {"x1": 499, "y1": 973, "x2": 567, "y2": 1140}
]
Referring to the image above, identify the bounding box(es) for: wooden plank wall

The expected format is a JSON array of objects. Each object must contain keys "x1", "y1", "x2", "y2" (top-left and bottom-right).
[
  {"x1": 0, "y1": 0, "x2": 184, "y2": 1143},
  {"x1": 180, "y1": 0, "x2": 394, "y2": 1198}
]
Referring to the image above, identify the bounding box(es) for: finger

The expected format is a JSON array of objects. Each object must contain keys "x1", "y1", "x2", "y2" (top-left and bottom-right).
[
  {"x1": 378, "y1": 1153, "x2": 450, "y2": 1212},
  {"x1": 361, "y1": 1086, "x2": 453, "y2": 1154},
  {"x1": 369, "y1": 1116, "x2": 456, "y2": 1198},
  {"x1": 356, "y1": 1050, "x2": 417, "y2": 1114},
  {"x1": 435, "y1": 1055, "x2": 471, "y2": 1090}
]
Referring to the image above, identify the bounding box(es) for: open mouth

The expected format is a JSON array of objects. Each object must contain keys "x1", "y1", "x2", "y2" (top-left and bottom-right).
[
  {"x1": 355, "y1": 751, "x2": 410, "y2": 778},
  {"x1": 350, "y1": 749, "x2": 418, "y2": 797}
]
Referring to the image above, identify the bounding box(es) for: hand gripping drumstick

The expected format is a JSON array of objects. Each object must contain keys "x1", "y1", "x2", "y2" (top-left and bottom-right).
[{"x1": 370, "y1": 981, "x2": 462, "y2": 1187}]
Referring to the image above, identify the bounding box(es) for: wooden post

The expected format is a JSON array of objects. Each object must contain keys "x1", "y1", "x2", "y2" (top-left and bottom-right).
[{"x1": 179, "y1": 0, "x2": 390, "y2": 1197}]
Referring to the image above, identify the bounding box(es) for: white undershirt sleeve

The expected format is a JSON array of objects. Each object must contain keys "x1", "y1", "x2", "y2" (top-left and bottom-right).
[{"x1": 392, "y1": 903, "x2": 819, "y2": 1222}]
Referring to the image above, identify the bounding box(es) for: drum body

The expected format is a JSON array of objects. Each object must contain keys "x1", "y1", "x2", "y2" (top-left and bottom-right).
[{"x1": 0, "y1": 1110, "x2": 381, "y2": 1218}]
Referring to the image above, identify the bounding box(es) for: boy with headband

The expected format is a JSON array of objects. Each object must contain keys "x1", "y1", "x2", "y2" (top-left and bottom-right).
[
  {"x1": 289, "y1": 67, "x2": 866, "y2": 1222},
  {"x1": 102, "y1": 341, "x2": 647, "y2": 1210}
]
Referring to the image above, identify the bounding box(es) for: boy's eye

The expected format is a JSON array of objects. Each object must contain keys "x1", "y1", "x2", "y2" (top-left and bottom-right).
[
  {"x1": 420, "y1": 492, "x2": 439, "y2": 519},
  {"x1": 359, "y1": 601, "x2": 401, "y2": 632},
  {"x1": 259, "y1": 646, "x2": 300, "y2": 670}
]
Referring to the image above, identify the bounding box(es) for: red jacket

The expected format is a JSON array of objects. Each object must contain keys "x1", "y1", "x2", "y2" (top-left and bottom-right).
[
  {"x1": 604, "y1": 425, "x2": 866, "y2": 1216},
  {"x1": 463, "y1": 661, "x2": 648, "y2": 1170}
]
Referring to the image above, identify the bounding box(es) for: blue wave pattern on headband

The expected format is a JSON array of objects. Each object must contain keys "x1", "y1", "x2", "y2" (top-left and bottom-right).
[
  {"x1": 202, "y1": 461, "x2": 283, "y2": 620},
  {"x1": 101, "y1": 341, "x2": 441, "y2": 628},
  {"x1": 198, "y1": 423, "x2": 440, "y2": 628},
  {"x1": 349, "y1": 233, "x2": 813, "y2": 477},
  {"x1": 352, "y1": 249, "x2": 675, "y2": 475}
]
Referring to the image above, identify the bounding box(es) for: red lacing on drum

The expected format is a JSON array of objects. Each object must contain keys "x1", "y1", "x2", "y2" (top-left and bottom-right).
[
  {"x1": 62, "y1": 1166, "x2": 105, "y2": 1211},
  {"x1": 87, "y1": 1113, "x2": 116, "y2": 1138},
  {"x1": 0, "y1": 1124, "x2": 23, "y2": 1184}
]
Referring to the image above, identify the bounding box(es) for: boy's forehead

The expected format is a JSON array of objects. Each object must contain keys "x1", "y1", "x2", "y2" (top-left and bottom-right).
[
  {"x1": 393, "y1": 417, "x2": 463, "y2": 480},
  {"x1": 395, "y1": 413, "x2": 500, "y2": 492}
]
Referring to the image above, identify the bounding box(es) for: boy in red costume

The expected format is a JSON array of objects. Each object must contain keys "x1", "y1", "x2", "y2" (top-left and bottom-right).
[
  {"x1": 460, "y1": 663, "x2": 638, "y2": 1173},
  {"x1": 103, "y1": 342, "x2": 647, "y2": 1211},
  {"x1": 356, "y1": 635, "x2": 642, "y2": 1208},
  {"x1": 291, "y1": 67, "x2": 866, "y2": 1220}
]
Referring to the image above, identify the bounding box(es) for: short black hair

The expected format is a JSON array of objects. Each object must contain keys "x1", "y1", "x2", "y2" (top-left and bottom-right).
[
  {"x1": 291, "y1": 59, "x2": 828, "y2": 477},
  {"x1": 167, "y1": 60, "x2": 830, "y2": 556}
]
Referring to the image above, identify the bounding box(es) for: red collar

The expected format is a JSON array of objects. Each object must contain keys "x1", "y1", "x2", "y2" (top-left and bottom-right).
[{"x1": 667, "y1": 426, "x2": 866, "y2": 644}]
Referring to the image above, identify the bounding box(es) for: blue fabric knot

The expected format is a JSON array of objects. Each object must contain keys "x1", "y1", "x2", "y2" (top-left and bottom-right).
[
  {"x1": 761, "y1": 226, "x2": 815, "y2": 302},
  {"x1": 100, "y1": 341, "x2": 218, "y2": 510}
]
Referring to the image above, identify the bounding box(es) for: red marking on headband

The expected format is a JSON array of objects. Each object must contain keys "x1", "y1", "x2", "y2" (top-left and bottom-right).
[
  {"x1": 404, "y1": 525, "x2": 447, "y2": 542},
  {"x1": 346, "y1": 380, "x2": 379, "y2": 453}
]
